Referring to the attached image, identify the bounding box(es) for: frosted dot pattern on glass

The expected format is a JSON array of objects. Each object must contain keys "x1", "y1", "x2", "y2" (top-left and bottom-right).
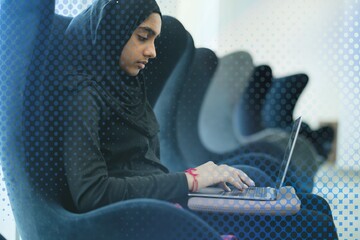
[{"x1": 0, "y1": 1, "x2": 359, "y2": 240}]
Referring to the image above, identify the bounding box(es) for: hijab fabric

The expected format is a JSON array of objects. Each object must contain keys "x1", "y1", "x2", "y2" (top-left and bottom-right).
[{"x1": 63, "y1": 0, "x2": 162, "y2": 137}]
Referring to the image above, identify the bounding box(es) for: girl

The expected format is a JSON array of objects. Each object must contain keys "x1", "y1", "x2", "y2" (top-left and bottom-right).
[{"x1": 62, "y1": 0, "x2": 254, "y2": 213}]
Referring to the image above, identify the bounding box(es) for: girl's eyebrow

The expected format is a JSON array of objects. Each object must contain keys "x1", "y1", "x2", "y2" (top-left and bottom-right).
[{"x1": 138, "y1": 26, "x2": 161, "y2": 38}]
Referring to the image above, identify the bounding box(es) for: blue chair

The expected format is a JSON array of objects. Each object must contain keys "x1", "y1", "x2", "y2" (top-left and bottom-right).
[
  {"x1": 0, "y1": 2, "x2": 227, "y2": 239},
  {"x1": 232, "y1": 63, "x2": 328, "y2": 191},
  {"x1": 197, "y1": 51, "x2": 326, "y2": 192},
  {"x1": 144, "y1": 16, "x2": 190, "y2": 107},
  {"x1": 261, "y1": 74, "x2": 334, "y2": 158},
  {"x1": 153, "y1": 29, "x2": 196, "y2": 171}
]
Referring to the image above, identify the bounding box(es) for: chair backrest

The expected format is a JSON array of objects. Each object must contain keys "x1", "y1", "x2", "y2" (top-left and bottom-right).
[
  {"x1": 154, "y1": 28, "x2": 196, "y2": 171},
  {"x1": 198, "y1": 51, "x2": 255, "y2": 153},
  {"x1": 261, "y1": 73, "x2": 309, "y2": 129},
  {"x1": 23, "y1": 13, "x2": 75, "y2": 210},
  {"x1": 145, "y1": 16, "x2": 190, "y2": 106},
  {"x1": 10, "y1": 11, "x2": 224, "y2": 239},
  {"x1": 232, "y1": 65, "x2": 273, "y2": 138},
  {"x1": 176, "y1": 48, "x2": 219, "y2": 167},
  {"x1": 0, "y1": 2, "x2": 61, "y2": 239}
]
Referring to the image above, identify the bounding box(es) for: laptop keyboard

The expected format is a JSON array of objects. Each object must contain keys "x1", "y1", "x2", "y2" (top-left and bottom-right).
[{"x1": 224, "y1": 187, "x2": 269, "y2": 198}]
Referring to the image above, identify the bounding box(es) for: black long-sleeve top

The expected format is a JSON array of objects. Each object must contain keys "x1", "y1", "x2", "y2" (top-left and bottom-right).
[{"x1": 62, "y1": 85, "x2": 188, "y2": 213}]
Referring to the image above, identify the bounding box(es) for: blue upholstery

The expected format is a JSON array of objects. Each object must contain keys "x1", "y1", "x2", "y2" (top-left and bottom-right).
[
  {"x1": 154, "y1": 33, "x2": 196, "y2": 171},
  {"x1": 236, "y1": 65, "x2": 273, "y2": 136},
  {"x1": 262, "y1": 74, "x2": 334, "y2": 158},
  {"x1": 199, "y1": 51, "x2": 255, "y2": 153},
  {"x1": 262, "y1": 74, "x2": 309, "y2": 129},
  {"x1": 247, "y1": 72, "x2": 334, "y2": 159},
  {"x1": 176, "y1": 48, "x2": 219, "y2": 167},
  {"x1": 144, "y1": 17, "x2": 190, "y2": 107},
  {"x1": 197, "y1": 208, "x2": 338, "y2": 240}
]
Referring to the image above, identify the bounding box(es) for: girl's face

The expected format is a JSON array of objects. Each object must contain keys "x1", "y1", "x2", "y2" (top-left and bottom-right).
[{"x1": 119, "y1": 13, "x2": 162, "y2": 76}]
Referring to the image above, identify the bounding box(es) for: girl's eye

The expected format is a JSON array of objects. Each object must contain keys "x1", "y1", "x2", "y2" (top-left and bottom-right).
[{"x1": 138, "y1": 35, "x2": 148, "y2": 41}]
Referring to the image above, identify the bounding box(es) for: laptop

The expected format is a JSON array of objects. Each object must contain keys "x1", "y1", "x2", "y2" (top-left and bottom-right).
[{"x1": 188, "y1": 116, "x2": 302, "y2": 201}]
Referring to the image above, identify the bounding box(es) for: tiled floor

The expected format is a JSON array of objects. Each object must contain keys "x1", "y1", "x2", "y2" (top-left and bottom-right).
[{"x1": 313, "y1": 162, "x2": 360, "y2": 240}]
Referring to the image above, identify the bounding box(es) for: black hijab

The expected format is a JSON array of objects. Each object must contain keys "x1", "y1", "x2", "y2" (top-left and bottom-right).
[{"x1": 63, "y1": 0, "x2": 162, "y2": 137}]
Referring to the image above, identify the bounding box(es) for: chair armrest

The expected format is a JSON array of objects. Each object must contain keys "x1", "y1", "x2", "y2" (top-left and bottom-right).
[{"x1": 54, "y1": 199, "x2": 222, "y2": 240}]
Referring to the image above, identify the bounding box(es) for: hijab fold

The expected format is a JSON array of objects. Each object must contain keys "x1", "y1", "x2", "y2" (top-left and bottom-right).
[{"x1": 63, "y1": 0, "x2": 162, "y2": 137}]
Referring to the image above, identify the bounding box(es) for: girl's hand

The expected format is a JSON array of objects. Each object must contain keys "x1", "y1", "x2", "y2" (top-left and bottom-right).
[{"x1": 185, "y1": 161, "x2": 255, "y2": 192}]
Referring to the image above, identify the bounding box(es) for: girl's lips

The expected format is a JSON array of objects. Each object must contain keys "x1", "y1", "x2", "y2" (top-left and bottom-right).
[{"x1": 137, "y1": 61, "x2": 147, "y2": 69}]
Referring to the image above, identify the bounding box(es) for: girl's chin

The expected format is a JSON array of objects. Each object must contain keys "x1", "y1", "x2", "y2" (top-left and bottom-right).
[{"x1": 124, "y1": 68, "x2": 140, "y2": 77}]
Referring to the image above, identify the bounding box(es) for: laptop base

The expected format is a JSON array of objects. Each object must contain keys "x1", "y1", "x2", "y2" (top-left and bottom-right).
[{"x1": 188, "y1": 187, "x2": 277, "y2": 201}]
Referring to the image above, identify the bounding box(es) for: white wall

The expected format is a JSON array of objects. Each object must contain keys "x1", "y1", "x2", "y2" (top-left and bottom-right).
[
  {"x1": 158, "y1": 0, "x2": 220, "y2": 50},
  {"x1": 0, "y1": 168, "x2": 16, "y2": 240},
  {"x1": 336, "y1": 0, "x2": 360, "y2": 169},
  {"x1": 218, "y1": 0, "x2": 343, "y2": 127}
]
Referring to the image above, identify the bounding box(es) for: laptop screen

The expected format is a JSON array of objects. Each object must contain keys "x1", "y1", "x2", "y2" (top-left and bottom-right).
[{"x1": 275, "y1": 116, "x2": 302, "y2": 190}]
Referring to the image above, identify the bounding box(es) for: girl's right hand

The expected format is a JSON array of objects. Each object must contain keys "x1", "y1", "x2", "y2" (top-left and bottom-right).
[{"x1": 185, "y1": 161, "x2": 256, "y2": 192}]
